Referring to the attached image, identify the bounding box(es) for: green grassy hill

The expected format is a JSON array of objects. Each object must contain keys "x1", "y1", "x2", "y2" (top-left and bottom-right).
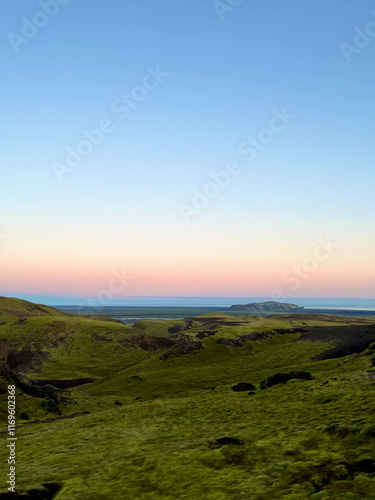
[
  {"x1": 0, "y1": 296, "x2": 71, "y2": 323},
  {"x1": 1, "y1": 298, "x2": 375, "y2": 499}
]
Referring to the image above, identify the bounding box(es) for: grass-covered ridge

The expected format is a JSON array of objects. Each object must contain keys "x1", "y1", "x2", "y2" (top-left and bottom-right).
[{"x1": 1, "y1": 298, "x2": 375, "y2": 499}]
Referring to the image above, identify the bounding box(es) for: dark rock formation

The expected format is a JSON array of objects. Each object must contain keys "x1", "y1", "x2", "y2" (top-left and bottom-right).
[
  {"x1": 120, "y1": 334, "x2": 176, "y2": 351},
  {"x1": 137, "y1": 335, "x2": 176, "y2": 351},
  {"x1": 0, "y1": 482, "x2": 62, "y2": 499},
  {"x1": 7, "y1": 349, "x2": 51, "y2": 374},
  {"x1": 216, "y1": 337, "x2": 248, "y2": 347},
  {"x1": 0, "y1": 359, "x2": 63, "y2": 401},
  {"x1": 213, "y1": 437, "x2": 244, "y2": 447},
  {"x1": 175, "y1": 333, "x2": 204, "y2": 353},
  {"x1": 0, "y1": 337, "x2": 96, "y2": 399},
  {"x1": 272, "y1": 327, "x2": 307, "y2": 335},
  {"x1": 346, "y1": 459, "x2": 375, "y2": 475},
  {"x1": 160, "y1": 334, "x2": 204, "y2": 360},
  {"x1": 259, "y1": 371, "x2": 314, "y2": 390},
  {"x1": 35, "y1": 378, "x2": 97, "y2": 389},
  {"x1": 168, "y1": 324, "x2": 183, "y2": 334},
  {"x1": 196, "y1": 330, "x2": 217, "y2": 339},
  {"x1": 230, "y1": 301, "x2": 304, "y2": 313},
  {"x1": 216, "y1": 327, "x2": 307, "y2": 347},
  {"x1": 231, "y1": 382, "x2": 257, "y2": 392},
  {"x1": 216, "y1": 331, "x2": 269, "y2": 347},
  {"x1": 91, "y1": 332, "x2": 113, "y2": 342},
  {"x1": 300, "y1": 325, "x2": 375, "y2": 360}
]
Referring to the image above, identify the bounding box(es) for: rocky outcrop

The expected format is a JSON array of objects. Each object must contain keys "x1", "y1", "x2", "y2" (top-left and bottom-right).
[
  {"x1": 231, "y1": 382, "x2": 257, "y2": 392},
  {"x1": 92, "y1": 331, "x2": 176, "y2": 350},
  {"x1": 230, "y1": 301, "x2": 304, "y2": 313},
  {"x1": 120, "y1": 334, "x2": 176, "y2": 351},
  {"x1": 259, "y1": 371, "x2": 314, "y2": 390},
  {"x1": 0, "y1": 341, "x2": 64, "y2": 400},
  {"x1": 216, "y1": 331, "x2": 269, "y2": 347},
  {"x1": 91, "y1": 332, "x2": 113, "y2": 342},
  {"x1": 7, "y1": 349, "x2": 51, "y2": 374},
  {"x1": 0, "y1": 482, "x2": 62, "y2": 499},
  {"x1": 215, "y1": 327, "x2": 306, "y2": 348},
  {"x1": 213, "y1": 437, "x2": 244, "y2": 447},
  {"x1": 0, "y1": 361, "x2": 63, "y2": 401},
  {"x1": 216, "y1": 337, "x2": 250, "y2": 347},
  {"x1": 160, "y1": 334, "x2": 204, "y2": 360},
  {"x1": 168, "y1": 324, "x2": 184, "y2": 334},
  {"x1": 196, "y1": 330, "x2": 217, "y2": 340},
  {"x1": 35, "y1": 378, "x2": 97, "y2": 389},
  {"x1": 301, "y1": 325, "x2": 375, "y2": 360}
]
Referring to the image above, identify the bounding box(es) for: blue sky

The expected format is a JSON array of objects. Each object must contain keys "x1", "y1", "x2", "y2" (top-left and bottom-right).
[{"x1": 1, "y1": 0, "x2": 374, "y2": 304}]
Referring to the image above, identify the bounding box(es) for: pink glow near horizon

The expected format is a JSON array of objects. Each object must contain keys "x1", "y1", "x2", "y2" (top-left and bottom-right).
[
  {"x1": 1, "y1": 225, "x2": 374, "y2": 299},
  {"x1": 1, "y1": 258, "x2": 374, "y2": 299}
]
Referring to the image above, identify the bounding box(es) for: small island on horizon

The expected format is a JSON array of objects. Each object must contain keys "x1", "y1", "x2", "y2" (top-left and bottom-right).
[{"x1": 229, "y1": 301, "x2": 305, "y2": 313}]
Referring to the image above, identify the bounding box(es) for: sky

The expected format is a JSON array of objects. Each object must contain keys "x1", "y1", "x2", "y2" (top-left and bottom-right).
[{"x1": 1, "y1": 0, "x2": 374, "y2": 305}]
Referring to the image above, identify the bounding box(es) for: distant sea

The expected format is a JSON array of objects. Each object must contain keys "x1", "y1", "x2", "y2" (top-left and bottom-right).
[
  {"x1": 55, "y1": 296, "x2": 375, "y2": 322},
  {"x1": 56, "y1": 297, "x2": 375, "y2": 310}
]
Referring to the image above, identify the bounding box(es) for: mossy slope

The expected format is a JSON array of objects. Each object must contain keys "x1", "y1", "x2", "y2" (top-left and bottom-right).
[{"x1": 1, "y1": 299, "x2": 375, "y2": 499}]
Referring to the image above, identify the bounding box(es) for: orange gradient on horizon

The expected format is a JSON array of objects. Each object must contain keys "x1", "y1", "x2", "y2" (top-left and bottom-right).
[
  {"x1": 1, "y1": 258, "x2": 374, "y2": 299},
  {"x1": 1, "y1": 226, "x2": 374, "y2": 299}
]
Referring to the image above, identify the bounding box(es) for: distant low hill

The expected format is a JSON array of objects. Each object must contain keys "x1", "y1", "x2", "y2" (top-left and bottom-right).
[
  {"x1": 0, "y1": 296, "x2": 70, "y2": 323},
  {"x1": 230, "y1": 301, "x2": 304, "y2": 312}
]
